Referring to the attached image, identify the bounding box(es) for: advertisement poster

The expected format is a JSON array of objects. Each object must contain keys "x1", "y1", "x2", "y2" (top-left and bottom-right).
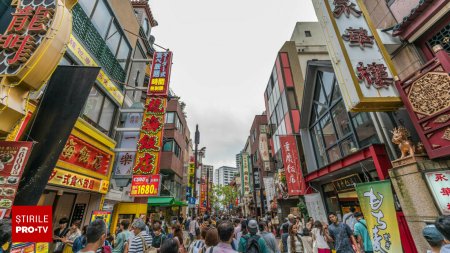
[
  {"x1": 11, "y1": 243, "x2": 35, "y2": 253},
  {"x1": 0, "y1": 141, "x2": 33, "y2": 214},
  {"x1": 130, "y1": 175, "x2": 161, "y2": 197},
  {"x1": 91, "y1": 210, "x2": 112, "y2": 229},
  {"x1": 356, "y1": 181, "x2": 402, "y2": 253},
  {"x1": 279, "y1": 136, "x2": 306, "y2": 195},
  {"x1": 305, "y1": 193, "x2": 328, "y2": 223},
  {"x1": 424, "y1": 170, "x2": 450, "y2": 215},
  {"x1": 263, "y1": 177, "x2": 275, "y2": 211}
]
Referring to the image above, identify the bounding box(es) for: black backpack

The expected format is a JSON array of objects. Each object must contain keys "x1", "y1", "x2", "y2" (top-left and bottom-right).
[{"x1": 246, "y1": 235, "x2": 261, "y2": 253}]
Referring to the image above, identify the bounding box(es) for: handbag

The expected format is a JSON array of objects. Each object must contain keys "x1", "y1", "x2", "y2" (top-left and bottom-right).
[{"x1": 138, "y1": 234, "x2": 157, "y2": 253}]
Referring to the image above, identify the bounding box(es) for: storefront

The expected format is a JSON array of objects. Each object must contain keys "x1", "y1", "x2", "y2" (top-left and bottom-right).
[{"x1": 38, "y1": 119, "x2": 115, "y2": 228}]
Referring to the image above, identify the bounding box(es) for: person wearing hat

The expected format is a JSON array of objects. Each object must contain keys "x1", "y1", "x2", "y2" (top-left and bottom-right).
[
  {"x1": 238, "y1": 219, "x2": 268, "y2": 253},
  {"x1": 423, "y1": 225, "x2": 446, "y2": 253},
  {"x1": 353, "y1": 212, "x2": 372, "y2": 253},
  {"x1": 435, "y1": 215, "x2": 450, "y2": 253}
]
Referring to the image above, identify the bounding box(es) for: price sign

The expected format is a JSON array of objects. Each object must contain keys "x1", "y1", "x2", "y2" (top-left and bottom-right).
[{"x1": 130, "y1": 175, "x2": 160, "y2": 197}]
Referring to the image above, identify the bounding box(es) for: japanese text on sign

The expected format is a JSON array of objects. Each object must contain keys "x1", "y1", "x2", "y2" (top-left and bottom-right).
[
  {"x1": 130, "y1": 175, "x2": 160, "y2": 197},
  {"x1": 48, "y1": 168, "x2": 109, "y2": 194},
  {"x1": 279, "y1": 136, "x2": 306, "y2": 196},
  {"x1": 148, "y1": 52, "x2": 173, "y2": 96},
  {"x1": 425, "y1": 171, "x2": 450, "y2": 215}
]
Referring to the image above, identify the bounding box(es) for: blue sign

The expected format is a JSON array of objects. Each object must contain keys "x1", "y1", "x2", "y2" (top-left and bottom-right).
[{"x1": 188, "y1": 197, "x2": 196, "y2": 205}]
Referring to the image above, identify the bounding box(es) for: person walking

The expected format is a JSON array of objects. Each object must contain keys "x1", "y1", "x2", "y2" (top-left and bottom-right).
[
  {"x1": 189, "y1": 216, "x2": 200, "y2": 243},
  {"x1": 300, "y1": 229, "x2": 313, "y2": 253},
  {"x1": 200, "y1": 228, "x2": 219, "y2": 253},
  {"x1": 128, "y1": 219, "x2": 153, "y2": 253},
  {"x1": 173, "y1": 223, "x2": 187, "y2": 253},
  {"x1": 161, "y1": 238, "x2": 179, "y2": 253},
  {"x1": 435, "y1": 215, "x2": 450, "y2": 253},
  {"x1": 327, "y1": 212, "x2": 359, "y2": 253},
  {"x1": 151, "y1": 222, "x2": 167, "y2": 250},
  {"x1": 280, "y1": 223, "x2": 289, "y2": 253},
  {"x1": 238, "y1": 219, "x2": 268, "y2": 253},
  {"x1": 258, "y1": 222, "x2": 280, "y2": 253},
  {"x1": 72, "y1": 225, "x2": 88, "y2": 253},
  {"x1": 353, "y1": 213, "x2": 372, "y2": 253},
  {"x1": 208, "y1": 221, "x2": 237, "y2": 253},
  {"x1": 342, "y1": 208, "x2": 356, "y2": 231},
  {"x1": 311, "y1": 221, "x2": 330, "y2": 253},
  {"x1": 62, "y1": 220, "x2": 82, "y2": 253},
  {"x1": 422, "y1": 225, "x2": 446, "y2": 253},
  {"x1": 112, "y1": 220, "x2": 132, "y2": 253},
  {"x1": 287, "y1": 224, "x2": 303, "y2": 253},
  {"x1": 188, "y1": 227, "x2": 205, "y2": 253},
  {"x1": 77, "y1": 219, "x2": 107, "y2": 253},
  {"x1": 54, "y1": 218, "x2": 70, "y2": 253}
]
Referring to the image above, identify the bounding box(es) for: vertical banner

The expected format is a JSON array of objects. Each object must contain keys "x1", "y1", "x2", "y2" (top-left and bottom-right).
[
  {"x1": 132, "y1": 52, "x2": 172, "y2": 195},
  {"x1": 263, "y1": 177, "x2": 275, "y2": 211},
  {"x1": 200, "y1": 176, "x2": 207, "y2": 211},
  {"x1": 241, "y1": 153, "x2": 251, "y2": 195},
  {"x1": 356, "y1": 181, "x2": 402, "y2": 253},
  {"x1": 279, "y1": 136, "x2": 306, "y2": 196},
  {"x1": 305, "y1": 193, "x2": 328, "y2": 224}
]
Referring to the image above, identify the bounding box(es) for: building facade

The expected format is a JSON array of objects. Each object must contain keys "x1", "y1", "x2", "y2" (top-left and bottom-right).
[{"x1": 216, "y1": 166, "x2": 238, "y2": 187}]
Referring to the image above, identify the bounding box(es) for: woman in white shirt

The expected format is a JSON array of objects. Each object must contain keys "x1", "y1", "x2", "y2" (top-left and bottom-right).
[
  {"x1": 311, "y1": 221, "x2": 331, "y2": 253},
  {"x1": 287, "y1": 224, "x2": 303, "y2": 253}
]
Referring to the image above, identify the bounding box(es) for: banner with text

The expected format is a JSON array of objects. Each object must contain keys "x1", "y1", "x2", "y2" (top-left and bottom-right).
[
  {"x1": 279, "y1": 136, "x2": 306, "y2": 196},
  {"x1": 130, "y1": 174, "x2": 161, "y2": 197},
  {"x1": 356, "y1": 180, "x2": 402, "y2": 253}
]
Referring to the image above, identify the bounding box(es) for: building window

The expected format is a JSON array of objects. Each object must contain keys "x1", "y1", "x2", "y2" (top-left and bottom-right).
[
  {"x1": 165, "y1": 112, "x2": 175, "y2": 124},
  {"x1": 305, "y1": 31, "x2": 312, "y2": 37},
  {"x1": 90, "y1": 0, "x2": 111, "y2": 38},
  {"x1": 309, "y1": 70, "x2": 377, "y2": 168},
  {"x1": 163, "y1": 139, "x2": 182, "y2": 158},
  {"x1": 82, "y1": 86, "x2": 117, "y2": 136}
]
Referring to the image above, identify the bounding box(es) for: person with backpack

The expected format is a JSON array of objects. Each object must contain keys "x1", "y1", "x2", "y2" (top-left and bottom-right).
[
  {"x1": 128, "y1": 219, "x2": 153, "y2": 253},
  {"x1": 237, "y1": 219, "x2": 268, "y2": 253},
  {"x1": 342, "y1": 207, "x2": 356, "y2": 231},
  {"x1": 353, "y1": 213, "x2": 373, "y2": 253}
]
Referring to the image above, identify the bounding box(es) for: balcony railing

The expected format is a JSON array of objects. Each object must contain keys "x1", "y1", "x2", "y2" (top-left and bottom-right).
[{"x1": 72, "y1": 4, "x2": 126, "y2": 83}]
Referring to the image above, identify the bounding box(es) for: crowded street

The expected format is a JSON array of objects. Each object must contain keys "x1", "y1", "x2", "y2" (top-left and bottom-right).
[{"x1": 0, "y1": 0, "x2": 450, "y2": 253}]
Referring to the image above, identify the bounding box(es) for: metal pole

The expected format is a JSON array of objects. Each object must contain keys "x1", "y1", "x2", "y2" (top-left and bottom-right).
[
  {"x1": 206, "y1": 166, "x2": 210, "y2": 213},
  {"x1": 194, "y1": 125, "x2": 200, "y2": 214}
]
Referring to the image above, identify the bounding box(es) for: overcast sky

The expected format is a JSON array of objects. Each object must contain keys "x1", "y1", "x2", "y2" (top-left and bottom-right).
[{"x1": 150, "y1": 0, "x2": 317, "y2": 170}]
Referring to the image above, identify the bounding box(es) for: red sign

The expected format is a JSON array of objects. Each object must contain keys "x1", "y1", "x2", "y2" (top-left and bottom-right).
[
  {"x1": 12, "y1": 206, "x2": 52, "y2": 242},
  {"x1": 0, "y1": 141, "x2": 33, "y2": 214},
  {"x1": 148, "y1": 52, "x2": 173, "y2": 96},
  {"x1": 59, "y1": 135, "x2": 112, "y2": 176},
  {"x1": 279, "y1": 136, "x2": 306, "y2": 196},
  {"x1": 200, "y1": 176, "x2": 207, "y2": 210},
  {"x1": 130, "y1": 175, "x2": 161, "y2": 197}
]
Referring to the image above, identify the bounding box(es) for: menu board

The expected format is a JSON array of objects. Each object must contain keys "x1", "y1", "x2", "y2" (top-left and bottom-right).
[
  {"x1": 0, "y1": 141, "x2": 33, "y2": 214},
  {"x1": 71, "y1": 203, "x2": 87, "y2": 222}
]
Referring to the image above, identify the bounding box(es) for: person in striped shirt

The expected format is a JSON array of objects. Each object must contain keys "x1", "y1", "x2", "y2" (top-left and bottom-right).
[
  {"x1": 128, "y1": 219, "x2": 153, "y2": 253},
  {"x1": 188, "y1": 227, "x2": 206, "y2": 253}
]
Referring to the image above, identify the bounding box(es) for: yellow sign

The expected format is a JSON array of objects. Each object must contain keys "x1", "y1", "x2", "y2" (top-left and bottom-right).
[
  {"x1": 48, "y1": 168, "x2": 109, "y2": 194},
  {"x1": 35, "y1": 243, "x2": 49, "y2": 253},
  {"x1": 68, "y1": 35, "x2": 124, "y2": 105}
]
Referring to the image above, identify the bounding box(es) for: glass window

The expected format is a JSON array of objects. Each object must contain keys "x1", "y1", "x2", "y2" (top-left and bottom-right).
[
  {"x1": 276, "y1": 100, "x2": 283, "y2": 125},
  {"x1": 83, "y1": 87, "x2": 103, "y2": 123},
  {"x1": 341, "y1": 137, "x2": 357, "y2": 156},
  {"x1": 78, "y1": 0, "x2": 96, "y2": 17},
  {"x1": 327, "y1": 145, "x2": 341, "y2": 163},
  {"x1": 143, "y1": 18, "x2": 150, "y2": 36},
  {"x1": 98, "y1": 97, "x2": 115, "y2": 132},
  {"x1": 331, "y1": 101, "x2": 351, "y2": 139},
  {"x1": 332, "y1": 81, "x2": 341, "y2": 103},
  {"x1": 321, "y1": 114, "x2": 337, "y2": 147},
  {"x1": 314, "y1": 78, "x2": 328, "y2": 117},
  {"x1": 106, "y1": 21, "x2": 120, "y2": 55},
  {"x1": 117, "y1": 40, "x2": 131, "y2": 69},
  {"x1": 90, "y1": 0, "x2": 112, "y2": 38},
  {"x1": 311, "y1": 123, "x2": 327, "y2": 168},
  {"x1": 321, "y1": 71, "x2": 334, "y2": 103},
  {"x1": 163, "y1": 139, "x2": 173, "y2": 152},
  {"x1": 165, "y1": 112, "x2": 175, "y2": 124},
  {"x1": 351, "y1": 113, "x2": 378, "y2": 147},
  {"x1": 281, "y1": 91, "x2": 288, "y2": 117}
]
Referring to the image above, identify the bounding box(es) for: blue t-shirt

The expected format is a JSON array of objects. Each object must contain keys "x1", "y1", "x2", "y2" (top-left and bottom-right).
[
  {"x1": 353, "y1": 219, "x2": 372, "y2": 252},
  {"x1": 328, "y1": 222, "x2": 354, "y2": 252}
]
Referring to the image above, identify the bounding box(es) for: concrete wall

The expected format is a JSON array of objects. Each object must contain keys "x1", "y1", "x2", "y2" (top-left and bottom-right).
[
  {"x1": 108, "y1": 0, "x2": 139, "y2": 47},
  {"x1": 389, "y1": 0, "x2": 421, "y2": 22}
]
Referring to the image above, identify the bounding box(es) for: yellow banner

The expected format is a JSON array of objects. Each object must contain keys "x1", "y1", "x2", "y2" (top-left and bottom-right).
[
  {"x1": 356, "y1": 180, "x2": 402, "y2": 253},
  {"x1": 48, "y1": 168, "x2": 109, "y2": 194},
  {"x1": 68, "y1": 35, "x2": 124, "y2": 105}
]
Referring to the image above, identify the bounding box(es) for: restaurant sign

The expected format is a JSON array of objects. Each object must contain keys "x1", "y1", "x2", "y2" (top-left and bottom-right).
[
  {"x1": 424, "y1": 170, "x2": 450, "y2": 215},
  {"x1": 48, "y1": 168, "x2": 109, "y2": 194},
  {"x1": 130, "y1": 174, "x2": 161, "y2": 197},
  {"x1": 0, "y1": 141, "x2": 33, "y2": 212},
  {"x1": 279, "y1": 136, "x2": 306, "y2": 195},
  {"x1": 312, "y1": 0, "x2": 402, "y2": 112},
  {"x1": 241, "y1": 153, "x2": 251, "y2": 195}
]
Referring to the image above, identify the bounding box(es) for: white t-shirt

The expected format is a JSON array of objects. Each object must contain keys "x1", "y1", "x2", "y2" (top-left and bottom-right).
[{"x1": 311, "y1": 228, "x2": 329, "y2": 249}]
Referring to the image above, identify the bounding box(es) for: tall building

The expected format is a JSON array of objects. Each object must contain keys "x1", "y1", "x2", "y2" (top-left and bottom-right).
[
  {"x1": 216, "y1": 166, "x2": 238, "y2": 186},
  {"x1": 202, "y1": 165, "x2": 213, "y2": 184},
  {"x1": 235, "y1": 153, "x2": 242, "y2": 172}
]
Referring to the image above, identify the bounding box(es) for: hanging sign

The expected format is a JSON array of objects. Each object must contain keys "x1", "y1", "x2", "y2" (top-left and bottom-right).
[
  {"x1": 130, "y1": 174, "x2": 161, "y2": 197},
  {"x1": 0, "y1": 141, "x2": 33, "y2": 213},
  {"x1": 241, "y1": 153, "x2": 251, "y2": 195},
  {"x1": 356, "y1": 180, "x2": 402, "y2": 252},
  {"x1": 305, "y1": 193, "x2": 328, "y2": 223},
  {"x1": 263, "y1": 177, "x2": 275, "y2": 210},
  {"x1": 424, "y1": 170, "x2": 450, "y2": 215},
  {"x1": 148, "y1": 52, "x2": 173, "y2": 96},
  {"x1": 312, "y1": 0, "x2": 402, "y2": 112},
  {"x1": 48, "y1": 168, "x2": 109, "y2": 194},
  {"x1": 279, "y1": 136, "x2": 306, "y2": 195}
]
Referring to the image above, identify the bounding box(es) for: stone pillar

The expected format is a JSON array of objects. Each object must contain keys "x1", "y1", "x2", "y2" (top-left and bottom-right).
[{"x1": 389, "y1": 155, "x2": 449, "y2": 252}]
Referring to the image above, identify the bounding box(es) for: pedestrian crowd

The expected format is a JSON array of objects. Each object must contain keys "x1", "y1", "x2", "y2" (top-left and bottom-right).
[{"x1": 0, "y1": 211, "x2": 449, "y2": 253}]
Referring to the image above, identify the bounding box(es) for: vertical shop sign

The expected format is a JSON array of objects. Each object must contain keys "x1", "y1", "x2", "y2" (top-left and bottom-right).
[
  {"x1": 200, "y1": 176, "x2": 207, "y2": 210},
  {"x1": 305, "y1": 193, "x2": 328, "y2": 224},
  {"x1": 263, "y1": 177, "x2": 275, "y2": 211},
  {"x1": 424, "y1": 171, "x2": 450, "y2": 215},
  {"x1": 241, "y1": 153, "x2": 251, "y2": 195},
  {"x1": 0, "y1": 141, "x2": 33, "y2": 214},
  {"x1": 253, "y1": 170, "x2": 261, "y2": 190},
  {"x1": 133, "y1": 52, "x2": 172, "y2": 180},
  {"x1": 279, "y1": 136, "x2": 306, "y2": 196},
  {"x1": 312, "y1": 0, "x2": 402, "y2": 112},
  {"x1": 356, "y1": 180, "x2": 402, "y2": 253},
  {"x1": 188, "y1": 158, "x2": 195, "y2": 199},
  {"x1": 259, "y1": 127, "x2": 270, "y2": 172}
]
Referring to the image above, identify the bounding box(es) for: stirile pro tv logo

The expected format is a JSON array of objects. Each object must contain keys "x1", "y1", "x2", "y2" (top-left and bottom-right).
[{"x1": 12, "y1": 206, "x2": 52, "y2": 242}]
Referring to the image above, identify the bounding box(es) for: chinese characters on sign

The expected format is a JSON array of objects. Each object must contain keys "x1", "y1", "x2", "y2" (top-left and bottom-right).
[
  {"x1": 48, "y1": 168, "x2": 109, "y2": 194},
  {"x1": 59, "y1": 135, "x2": 112, "y2": 176},
  {"x1": 305, "y1": 193, "x2": 328, "y2": 223},
  {"x1": 0, "y1": 3, "x2": 55, "y2": 73},
  {"x1": 0, "y1": 141, "x2": 33, "y2": 215},
  {"x1": 332, "y1": 174, "x2": 362, "y2": 193},
  {"x1": 279, "y1": 136, "x2": 306, "y2": 196},
  {"x1": 148, "y1": 52, "x2": 173, "y2": 96},
  {"x1": 356, "y1": 181, "x2": 402, "y2": 253},
  {"x1": 200, "y1": 176, "x2": 207, "y2": 210},
  {"x1": 356, "y1": 62, "x2": 393, "y2": 89},
  {"x1": 342, "y1": 27, "x2": 374, "y2": 49},
  {"x1": 130, "y1": 175, "x2": 161, "y2": 197},
  {"x1": 332, "y1": 0, "x2": 361, "y2": 18},
  {"x1": 425, "y1": 171, "x2": 450, "y2": 215},
  {"x1": 241, "y1": 153, "x2": 251, "y2": 195}
]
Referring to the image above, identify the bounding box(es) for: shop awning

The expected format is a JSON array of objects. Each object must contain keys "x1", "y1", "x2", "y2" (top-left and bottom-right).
[
  {"x1": 174, "y1": 200, "x2": 188, "y2": 206},
  {"x1": 148, "y1": 197, "x2": 174, "y2": 206}
]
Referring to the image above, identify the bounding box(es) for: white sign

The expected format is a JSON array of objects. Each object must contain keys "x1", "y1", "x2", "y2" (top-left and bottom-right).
[
  {"x1": 263, "y1": 177, "x2": 276, "y2": 210},
  {"x1": 425, "y1": 170, "x2": 450, "y2": 215},
  {"x1": 114, "y1": 152, "x2": 135, "y2": 176},
  {"x1": 312, "y1": 0, "x2": 401, "y2": 112},
  {"x1": 305, "y1": 193, "x2": 328, "y2": 223},
  {"x1": 259, "y1": 134, "x2": 270, "y2": 162}
]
